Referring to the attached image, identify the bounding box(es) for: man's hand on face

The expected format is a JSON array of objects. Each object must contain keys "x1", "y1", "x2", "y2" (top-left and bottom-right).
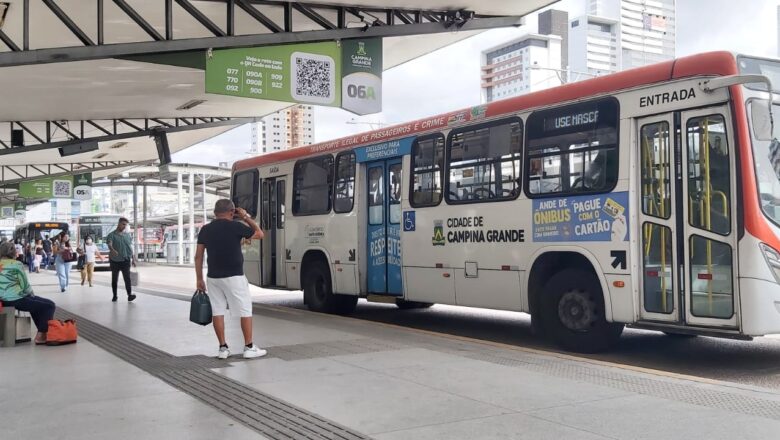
[{"x1": 235, "y1": 207, "x2": 249, "y2": 219}]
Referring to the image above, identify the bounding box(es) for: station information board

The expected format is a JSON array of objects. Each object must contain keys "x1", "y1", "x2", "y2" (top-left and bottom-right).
[{"x1": 205, "y1": 38, "x2": 382, "y2": 115}]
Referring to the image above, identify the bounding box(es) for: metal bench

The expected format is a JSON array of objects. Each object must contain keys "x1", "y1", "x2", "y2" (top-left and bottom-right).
[{"x1": 0, "y1": 304, "x2": 16, "y2": 347}]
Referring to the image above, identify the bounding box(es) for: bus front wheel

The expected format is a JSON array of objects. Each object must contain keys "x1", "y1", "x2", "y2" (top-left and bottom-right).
[
  {"x1": 303, "y1": 260, "x2": 357, "y2": 315},
  {"x1": 541, "y1": 268, "x2": 623, "y2": 353}
]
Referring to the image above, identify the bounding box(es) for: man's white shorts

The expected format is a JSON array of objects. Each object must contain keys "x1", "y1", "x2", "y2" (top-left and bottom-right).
[{"x1": 207, "y1": 275, "x2": 253, "y2": 318}]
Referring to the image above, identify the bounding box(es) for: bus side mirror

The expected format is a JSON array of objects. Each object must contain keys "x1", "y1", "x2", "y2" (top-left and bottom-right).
[{"x1": 752, "y1": 100, "x2": 774, "y2": 141}]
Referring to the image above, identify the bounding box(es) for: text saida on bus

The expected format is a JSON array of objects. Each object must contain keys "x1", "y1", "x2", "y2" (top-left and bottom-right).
[{"x1": 231, "y1": 52, "x2": 780, "y2": 352}]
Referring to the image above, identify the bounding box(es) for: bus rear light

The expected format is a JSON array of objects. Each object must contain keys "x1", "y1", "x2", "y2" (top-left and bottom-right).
[
  {"x1": 501, "y1": 265, "x2": 510, "y2": 271},
  {"x1": 435, "y1": 263, "x2": 443, "y2": 268},
  {"x1": 697, "y1": 273, "x2": 713, "y2": 280},
  {"x1": 442, "y1": 273, "x2": 450, "y2": 278},
  {"x1": 760, "y1": 243, "x2": 780, "y2": 284},
  {"x1": 613, "y1": 281, "x2": 625, "y2": 288}
]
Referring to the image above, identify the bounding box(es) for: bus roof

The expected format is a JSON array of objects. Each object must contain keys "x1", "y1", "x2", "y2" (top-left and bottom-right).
[{"x1": 233, "y1": 51, "x2": 739, "y2": 174}]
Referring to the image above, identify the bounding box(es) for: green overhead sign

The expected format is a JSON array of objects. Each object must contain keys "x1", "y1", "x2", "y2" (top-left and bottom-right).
[
  {"x1": 18, "y1": 173, "x2": 92, "y2": 199},
  {"x1": 205, "y1": 38, "x2": 382, "y2": 115}
]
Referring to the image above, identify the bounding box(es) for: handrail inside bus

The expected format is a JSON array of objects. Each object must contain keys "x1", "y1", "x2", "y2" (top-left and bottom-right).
[{"x1": 700, "y1": 74, "x2": 775, "y2": 135}]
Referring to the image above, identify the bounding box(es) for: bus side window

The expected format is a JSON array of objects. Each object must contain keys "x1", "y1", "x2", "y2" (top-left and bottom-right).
[
  {"x1": 410, "y1": 134, "x2": 444, "y2": 207},
  {"x1": 446, "y1": 118, "x2": 523, "y2": 204},
  {"x1": 334, "y1": 152, "x2": 356, "y2": 213},
  {"x1": 232, "y1": 170, "x2": 259, "y2": 217},
  {"x1": 293, "y1": 155, "x2": 334, "y2": 216},
  {"x1": 525, "y1": 98, "x2": 619, "y2": 197}
]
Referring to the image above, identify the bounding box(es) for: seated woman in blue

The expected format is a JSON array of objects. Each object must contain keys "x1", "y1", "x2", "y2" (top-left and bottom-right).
[{"x1": 0, "y1": 241, "x2": 56, "y2": 345}]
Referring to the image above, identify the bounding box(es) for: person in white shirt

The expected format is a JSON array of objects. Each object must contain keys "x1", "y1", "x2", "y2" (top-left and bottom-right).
[{"x1": 81, "y1": 237, "x2": 105, "y2": 287}]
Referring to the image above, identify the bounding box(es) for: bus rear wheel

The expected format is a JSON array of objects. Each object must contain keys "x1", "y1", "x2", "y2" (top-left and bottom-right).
[
  {"x1": 303, "y1": 260, "x2": 357, "y2": 315},
  {"x1": 395, "y1": 299, "x2": 434, "y2": 310},
  {"x1": 541, "y1": 268, "x2": 623, "y2": 353}
]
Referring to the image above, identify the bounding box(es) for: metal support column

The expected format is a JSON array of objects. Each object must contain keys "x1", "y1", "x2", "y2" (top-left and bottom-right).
[
  {"x1": 188, "y1": 172, "x2": 195, "y2": 264},
  {"x1": 142, "y1": 185, "x2": 147, "y2": 262},
  {"x1": 177, "y1": 172, "x2": 184, "y2": 265},
  {"x1": 132, "y1": 184, "x2": 138, "y2": 261}
]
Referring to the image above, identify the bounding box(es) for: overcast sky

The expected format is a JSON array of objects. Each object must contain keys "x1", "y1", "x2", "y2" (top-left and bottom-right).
[{"x1": 173, "y1": 0, "x2": 780, "y2": 166}]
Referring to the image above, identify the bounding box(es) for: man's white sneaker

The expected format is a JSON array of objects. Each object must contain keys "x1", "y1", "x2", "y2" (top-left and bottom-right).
[
  {"x1": 217, "y1": 346, "x2": 230, "y2": 359},
  {"x1": 243, "y1": 345, "x2": 267, "y2": 359}
]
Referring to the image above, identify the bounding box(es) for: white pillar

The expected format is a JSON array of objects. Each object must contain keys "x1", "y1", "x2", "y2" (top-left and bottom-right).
[
  {"x1": 188, "y1": 172, "x2": 195, "y2": 264},
  {"x1": 132, "y1": 184, "x2": 138, "y2": 261},
  {"x1": 142, "y1": 185, "x2": 147, "y2": 262},
  {"x1": 202, "y1": 173, "x2": 207, "y2": 225},
  {"x1": 177, "y1": 172, "x2": 184, "y2": 265}
]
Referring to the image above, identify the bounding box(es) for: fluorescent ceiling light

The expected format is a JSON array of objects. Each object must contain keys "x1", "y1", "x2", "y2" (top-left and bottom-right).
[
  {"x1": 109, "y1": 141, "x2": 128, "y2": 149},
  {"x1": 93, "y1": 152, "x2": 108, "y2": 159},
  {"x1": 59, "y1": 141, "x2": 99, "y2": 157},
  {"x1": 176, "y1": 99, "x2": 207, "y2": 111}
]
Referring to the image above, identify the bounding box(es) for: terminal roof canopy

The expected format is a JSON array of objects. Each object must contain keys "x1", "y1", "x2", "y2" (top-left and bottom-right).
[{"x1": 0, "y1": 0, "x2": 553, "y2": 196}]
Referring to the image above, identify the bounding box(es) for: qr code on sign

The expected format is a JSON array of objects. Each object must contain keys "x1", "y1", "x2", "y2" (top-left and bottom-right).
[
  {"x1": 290, "y1": 52, "x2": 335, "y2": 104},
  {"x1": 53, "y1": 179, "x2": 72, "y2": 197}
]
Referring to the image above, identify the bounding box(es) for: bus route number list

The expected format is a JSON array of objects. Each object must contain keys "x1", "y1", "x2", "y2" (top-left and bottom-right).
[{"x1": 223, "y1": 56, "x2": 285, "y2": 98}]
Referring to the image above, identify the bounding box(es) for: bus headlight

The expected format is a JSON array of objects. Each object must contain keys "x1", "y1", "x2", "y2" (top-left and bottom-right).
[{"x1": 760, "y1": 243, "x2": 780, "y2": 283}]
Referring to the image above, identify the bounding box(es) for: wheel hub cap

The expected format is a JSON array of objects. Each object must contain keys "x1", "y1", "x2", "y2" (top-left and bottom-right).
[{"x1": 558, "y1": 290, "x2": 596, "y2": 332}]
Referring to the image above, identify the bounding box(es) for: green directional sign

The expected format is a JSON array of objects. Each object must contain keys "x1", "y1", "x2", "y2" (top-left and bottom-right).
[
  {"x1": 205, "y1": 38, "x2": 382, "y2": 114},
  {"x1": 206, "y1": 42, "x2": 342, "y2": 107},
  {"x1": 341, "y1": 38, "x2": 382, "y2": 115},
  {"x1": 19, "y1": 176, "x2": 74, "y2": 199},
  {"x1": 73, "y1": 173, "x2": 92, "y2": 201}
]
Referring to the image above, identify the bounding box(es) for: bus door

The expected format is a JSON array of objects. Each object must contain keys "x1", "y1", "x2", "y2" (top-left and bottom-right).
[
  {"x1": 260, "y1": 177, "x2": 287, "y2": 287},
  {"x1": 637, "y1": 107, "x2": 738, "y2": 328},
  {"x1": 366, "y1": 158, "x2": 403, "y2": 295}
]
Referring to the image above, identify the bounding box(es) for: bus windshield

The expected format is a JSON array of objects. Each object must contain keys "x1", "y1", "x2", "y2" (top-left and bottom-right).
[
  {"x1": 78, "y1": 224, "x2": 114, "y2": 252},
  {"x1": 753, "y1": 103, "x2": 780, "y2": 225}
]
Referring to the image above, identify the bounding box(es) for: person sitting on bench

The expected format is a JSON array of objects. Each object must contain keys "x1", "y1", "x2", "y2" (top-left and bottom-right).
[{"x1": 0, "y1": 241, "x2": 56, "y2": 345}]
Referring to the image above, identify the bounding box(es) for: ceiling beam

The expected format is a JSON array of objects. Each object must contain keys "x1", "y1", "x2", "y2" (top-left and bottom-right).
[
  {"x1": 0, "y1": 160, "x2": 154, "y2": 186},
  {"x1": 0, "y1": 117, "x2": 255, "y2": 156},
  {"x1": 0, "y1": 9, "x2": 521, "y2": 67}
]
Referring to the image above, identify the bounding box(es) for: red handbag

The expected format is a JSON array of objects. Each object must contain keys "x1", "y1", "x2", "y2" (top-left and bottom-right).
[{"x1": 46, "y1": 319, "x2": 78, "y2": 345}]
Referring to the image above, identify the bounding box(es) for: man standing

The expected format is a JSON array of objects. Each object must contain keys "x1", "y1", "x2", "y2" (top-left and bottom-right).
[
  {"x1": 106, "y1": 217, "x2": 137, "y2": 302},
  {"x1": 195, "y1": 199, "x2": 265, "y2": 359},
  {"x1": 42, "y1": 235, "x2": 52, "y2": 270}
]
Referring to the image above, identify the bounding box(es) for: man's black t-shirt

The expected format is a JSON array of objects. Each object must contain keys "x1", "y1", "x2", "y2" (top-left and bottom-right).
[{"x1": 197, "y1": 219, "x2": 254, "y2": 278}]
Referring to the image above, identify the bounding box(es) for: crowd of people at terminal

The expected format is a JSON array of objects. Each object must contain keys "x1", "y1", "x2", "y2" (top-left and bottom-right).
[{"x1": 0, "y1": 216, "x2": 138, "y2": 346}]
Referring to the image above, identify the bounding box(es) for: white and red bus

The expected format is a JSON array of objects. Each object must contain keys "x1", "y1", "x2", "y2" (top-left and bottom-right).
[{"x1": 232, "y1": 52, "x2": 780, "y2": 352}]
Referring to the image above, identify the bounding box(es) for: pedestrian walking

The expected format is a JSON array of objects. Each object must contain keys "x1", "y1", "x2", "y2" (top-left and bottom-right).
[
  {"x1": 33, "y1": 239, "x2": 43, "y2": 273},
  {"x1": 195, "y1": 199, "x2": 266, "y2": 359},
  {"x1": 42, "y1": 235, "x2": 52, "y2": 269},
  {"x1": 106, "y1": 217, "x2": 136, "y2": 302},
  {"x1": 53, "y1": 233, "x2": 75, "y2": 292},
  {"x1": 81, "y1": 236, "x2": 103, "y2": 287}
]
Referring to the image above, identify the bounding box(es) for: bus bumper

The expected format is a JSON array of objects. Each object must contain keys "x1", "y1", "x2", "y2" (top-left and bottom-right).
[{"x1": 740, "y1": 277, "x2": 780, "y2": 336}]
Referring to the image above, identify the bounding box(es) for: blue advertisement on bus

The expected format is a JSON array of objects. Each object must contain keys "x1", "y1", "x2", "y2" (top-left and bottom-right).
[{"x1": 532, "y1": 191, "x2": 629, "y2": 242}]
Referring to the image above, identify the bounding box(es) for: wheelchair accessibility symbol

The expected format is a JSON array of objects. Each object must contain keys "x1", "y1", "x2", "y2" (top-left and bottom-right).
[{"x1": 403, "y1": 211, "x2": 416, "y2": 231}]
